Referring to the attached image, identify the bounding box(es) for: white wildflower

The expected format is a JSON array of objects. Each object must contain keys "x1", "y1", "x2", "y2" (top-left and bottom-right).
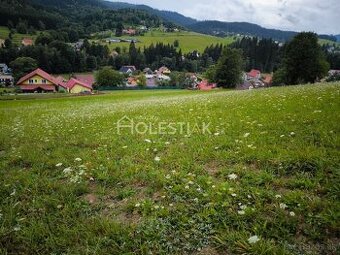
[
  {"x1": 280, "y1": 203, "x2": 288, "y2": 209},
  {"x1": 248, "y1": 235, "x2": 260, "y2": 244},
  {"x1": 231, "y1": 193, "x2": 237, "y2": 197},
  {"x1": 135, "y1": 203, "x2": 140, "y2": 207},
  {"x1": 55, "y1": 163, "x2": 63, "y2": 167},
  {"x1": 244, "y1": 133, "x2": 250, "y2": 138},
  {"x1": 75, "y1": 158, "x2": 82, "y2": 162},
  {"x1": 238, "y1": 210, "x2": 245, "y2": 215},
  {"x1": 228, "y1": 173, "x2": 238, "y2": 180},
  {"x1": 63, "y1": 167, "x2": 72, "y2": 175},
  {"x1": 144, "y1": 139, "x2": 152, "y2": 143},
  {"x1": 13, "y1": 226, "x2": 21, "y2": 232},
  {"x1": 289, "y1": 211, "x2": 296, "y2": 217},
  {"x1": 275, "y1": 194, "x2": 282, "y2": 199},
  {"x1": 154, "y1": 156, "x2": 161, "y2": 162}
]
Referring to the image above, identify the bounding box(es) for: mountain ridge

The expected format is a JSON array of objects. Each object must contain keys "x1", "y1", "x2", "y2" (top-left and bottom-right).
[{"x1": 104, "y1": 1, "x2": 337, "y2": 42}]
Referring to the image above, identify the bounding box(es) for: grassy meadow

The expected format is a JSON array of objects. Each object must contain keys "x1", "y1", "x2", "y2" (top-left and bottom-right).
[
  {"x1": 0, "y1": 83, "x2": 339, "y2": 254},
  {"x1": 0, "y1": 26, "x2": 36, "y2": 46},
  {"x1": 99, "y1": 30, "x2": 235, "y2": 53}
]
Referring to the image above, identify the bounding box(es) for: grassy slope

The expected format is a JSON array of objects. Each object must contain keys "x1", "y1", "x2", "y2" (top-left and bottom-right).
[
  {"x1": 0, "y1": 26, "x2": 37, "y2": 46},
  {"x1": 318, "y1": 38, "x2": 340, "y2": 46},
  {"x1": 100, "y1": 30, "x2": 235, "y2": 53},
  {"x1": 0, "y1": 84, "x2": 339, "y2": 254}
]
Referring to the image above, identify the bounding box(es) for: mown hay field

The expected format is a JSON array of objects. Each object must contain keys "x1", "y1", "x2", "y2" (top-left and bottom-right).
[{"x1": 0, "y1": 83, "x2": 339, "y2": 254}]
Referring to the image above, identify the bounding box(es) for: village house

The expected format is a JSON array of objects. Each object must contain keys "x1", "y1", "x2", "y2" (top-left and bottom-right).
[
  {"x1": 123, "y1": 29, "x2": 136, "y2": 36},
  {"x1": 66, "y1": 78, "x2": 93, "y2": 94},
  {"x1": 119, "y1": 66, "x2": 136, "y2": 75},
  {"x1": 0, "y1": 74, "x2": 14, "y2": 86},
  {"x1": 246, "y1": 69, "x2": 261, "y2": 80},
  {"x1": 74, "y1": 74, "x2": 95, "y2": 87},
  {"x1": 17, "y1": 68, "x2": 92, "y2": 93},
  {"x1": 197, "y1": 80, "x2": 217, "y2": 90},
  {"x1": 328, "y1": 70, "x2": 340, "y2": 76},
  {"x1": 22, "y1": 38, "x2": 33, "y2": 46},
  {"x1": 157, "y1": 66, "x2": 171, "y2": 75},
  {"x1": 0, "y1": 63, "x2": 11, "y2": 74},
  {"x1": 126, "y1": 77, "x2": 138, "y2": 87}
]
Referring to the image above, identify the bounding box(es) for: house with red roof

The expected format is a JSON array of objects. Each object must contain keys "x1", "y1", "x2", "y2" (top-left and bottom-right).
[
  {"x1": 247, "y1": 69, "x2": 261, "y2": 80},
  {"x1": 17, "y1": 68, "x2": 62, "y2": 93},
  {"x1": 74, "y1": 74, "x2": 95, "y2": 87},
  {"x1": 22, "y1": 38, "x2": 33, "y2": 46},
  {"x1": 67, "y1": 78, "x2": 93, "y2": 94},
  {"x1": 197, "y1": 80, "x2": 216, "y2": 91},
  {"x1": 17, "y1": 68, "x2": 92, "y2": 93}
]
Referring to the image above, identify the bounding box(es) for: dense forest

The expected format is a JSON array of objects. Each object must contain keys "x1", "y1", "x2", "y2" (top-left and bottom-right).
[
  {"x1": 0, "y1": 0, "x2": 174, "y2": 36},
  {"x1": 188, "y1": 20, "x2": 337, "y2": 42}
]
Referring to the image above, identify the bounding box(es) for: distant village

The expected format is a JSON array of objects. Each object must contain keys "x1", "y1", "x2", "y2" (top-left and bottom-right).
[{"x1": 1, "y1": 60, "x2": 340, "y2": 94}]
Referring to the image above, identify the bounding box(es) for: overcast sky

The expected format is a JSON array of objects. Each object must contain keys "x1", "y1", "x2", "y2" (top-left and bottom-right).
[{"x1": 113, "y1": 0, "x2": 339, "y2": 34}]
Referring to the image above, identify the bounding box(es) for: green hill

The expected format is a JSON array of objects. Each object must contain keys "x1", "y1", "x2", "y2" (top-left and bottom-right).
[
  {"x1": 0, "y1": 26, "x2": 36, "y2": 46},
  {"x1": 97, "y1": 30, "x2": 235, "y2": 53}
]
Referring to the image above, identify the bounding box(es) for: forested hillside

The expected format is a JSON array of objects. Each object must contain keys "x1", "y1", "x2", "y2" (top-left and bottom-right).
[
  {"x1": 103, "y1": 1, "x2": 197, "y2": 27},
  {"x1": 188, "y1": 20, "x2": 337, "y2": 42},
  {"x1": 0, "y1": 0, "x2": 174, "y2": 36}
]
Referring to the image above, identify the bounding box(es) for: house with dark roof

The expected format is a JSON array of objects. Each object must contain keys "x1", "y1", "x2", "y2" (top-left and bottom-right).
[
  {"x1": 119, "y1": 66, "x2": 136, "y2": 75},
  {"x1": 0, "y1": 63, "x2": 10, "y2": 74},
  {"x1": 0, "y1": 74, "x2": 14, "y2": 86}
]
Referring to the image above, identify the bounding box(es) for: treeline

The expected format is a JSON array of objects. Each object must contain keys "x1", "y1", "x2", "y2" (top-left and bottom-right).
[
  {"x1": 1, "y1": 38, "x2": 110, "y2": 78},
  {"x1": 230, "y1": 37, "x2": 282, "y2": 73},
  {"x1": 0, "y1": 0, "x2": 171, "y2": 37},
  {"x1": 321, "y1": 44, "x2": 340, "y2": 70}
]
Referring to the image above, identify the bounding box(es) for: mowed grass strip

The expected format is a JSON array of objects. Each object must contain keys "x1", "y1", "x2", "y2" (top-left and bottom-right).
[
  {"x1": 101, "y1": 30, "x2": 235, "y2": 53},
  {"x1": 0, "y1": 84, "x2": 339, "y2": 254}
]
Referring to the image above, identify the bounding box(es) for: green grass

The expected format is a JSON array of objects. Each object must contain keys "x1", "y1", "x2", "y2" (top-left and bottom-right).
[
  {"x1": 318, "y1": 38, "x2": 340, "y2": 46},
  {"x1": 0, "y1": 84, "x2": 339, "y2": 254},
  {"x1": 98, "y1": 30, "x2": 235, "y2": 53},
  {"x1": 0, "y1": 26, "x2": 36, "y2": 45}
]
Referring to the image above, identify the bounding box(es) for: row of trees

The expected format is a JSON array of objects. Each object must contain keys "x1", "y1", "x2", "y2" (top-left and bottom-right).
[{"x1": 1, "y1": 30, "x2": 336, "y2": 88}]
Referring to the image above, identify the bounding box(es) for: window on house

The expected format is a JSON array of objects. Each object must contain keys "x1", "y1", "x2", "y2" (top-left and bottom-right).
[
  {"x1": 42, "y1": 79, "x2": 47, "y2": 84},
  {"x1": 29, "y1": 79, "x2": 34, "y2": 84}
]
